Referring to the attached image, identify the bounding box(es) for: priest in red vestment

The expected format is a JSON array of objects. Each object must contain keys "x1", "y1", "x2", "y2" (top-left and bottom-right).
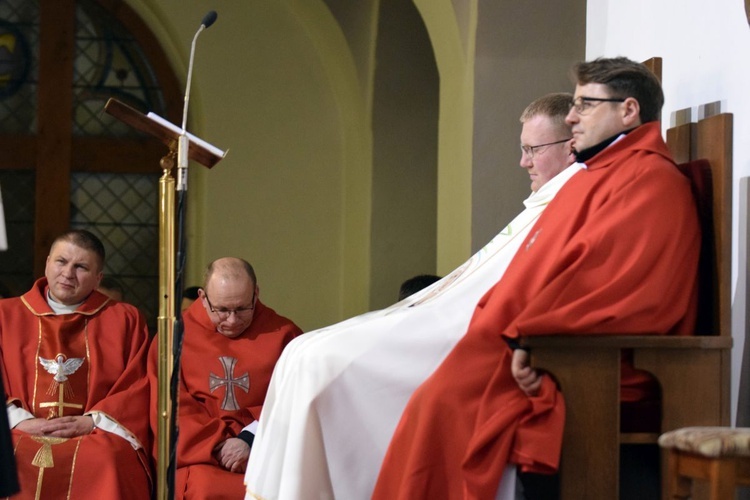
[
  {"x1": 373, "y1": 57, "x2": 701, "y2": 499},
  {"x1": 1, "y1": 230, "x2": 152, "y2": 499},
  {"x1": 148, "y1": 257, "x2": 302, "y2": 499}
]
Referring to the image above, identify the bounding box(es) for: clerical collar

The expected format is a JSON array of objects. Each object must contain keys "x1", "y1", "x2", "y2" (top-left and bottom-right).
[
  {"x1": 46, "y1": 290, "x2": 83, "y2": 315},
  {"x1": 573, "y1": 128, "x2": 636, "y2": 163}
]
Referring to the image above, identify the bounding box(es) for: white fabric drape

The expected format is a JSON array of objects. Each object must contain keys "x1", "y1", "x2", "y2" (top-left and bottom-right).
[{"x1": 245, "y1": 164, "x2": 582, "y2": 500}]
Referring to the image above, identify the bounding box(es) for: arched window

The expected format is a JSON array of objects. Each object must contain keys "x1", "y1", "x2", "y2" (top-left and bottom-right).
[{"x1": 0, "y1": 0, "x2": 181, "y2": 329}]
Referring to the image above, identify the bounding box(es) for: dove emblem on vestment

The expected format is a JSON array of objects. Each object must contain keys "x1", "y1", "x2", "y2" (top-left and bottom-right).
[{"x1": 39, "y1": 354, "x2": 84, "y2": 383}]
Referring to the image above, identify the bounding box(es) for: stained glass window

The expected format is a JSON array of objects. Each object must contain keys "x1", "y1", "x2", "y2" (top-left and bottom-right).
[{"x1": 0, "y1": 0, "x2": 179, "y2": 330}]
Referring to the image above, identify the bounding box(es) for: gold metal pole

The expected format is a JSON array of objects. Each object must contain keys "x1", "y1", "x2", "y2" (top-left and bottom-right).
[
  {"x1": 102, "y1": 98, "x2": 224, "y2": 499},
  {"x1": 156, "y1": 147, "x2": 177, "y2": 500}
]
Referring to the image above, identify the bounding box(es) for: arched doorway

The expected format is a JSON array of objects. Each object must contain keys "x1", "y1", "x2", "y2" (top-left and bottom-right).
[{"x1": 369, "y1": 0, "x2": 439, "y2": 309}]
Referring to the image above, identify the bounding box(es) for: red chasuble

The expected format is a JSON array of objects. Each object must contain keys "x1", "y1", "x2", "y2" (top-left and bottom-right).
[
  {"x1": 0, "y1": 278, "x2": 152, "y2": 500},
  {"x1": 373, "y1": 122, "x2": 700, "y2": 499},
  {"x1": 148, "y1": 298, "x2": 301, "y2": 499}
]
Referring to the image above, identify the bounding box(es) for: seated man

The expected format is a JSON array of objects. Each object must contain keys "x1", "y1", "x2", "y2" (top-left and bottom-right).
[
  {"x1": 1, "y1": 229, "x2": 152, "y2": 499},
  {"x1": 149, "y1": 257, "x2": 302, "y2": 499},
  {"x1": 245, "y1": 92, "x2": 579, "y2": 500},
  {"x1": 373, "y1": 57, "x2": 700, "y2": 499}
]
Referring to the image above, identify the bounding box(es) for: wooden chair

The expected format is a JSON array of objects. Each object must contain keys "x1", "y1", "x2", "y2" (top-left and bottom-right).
[{"x1": 522, "y1": 110, "x2": 734, "y2": 499}]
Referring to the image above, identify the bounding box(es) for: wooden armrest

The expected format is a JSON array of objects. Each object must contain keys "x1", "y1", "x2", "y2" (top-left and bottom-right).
[
  {"x1": 522, "y1": 334, "x2": 732, "y2": 350},
  {"x1": 524, "y1": 332, "x2": 732, "y2": 435}
]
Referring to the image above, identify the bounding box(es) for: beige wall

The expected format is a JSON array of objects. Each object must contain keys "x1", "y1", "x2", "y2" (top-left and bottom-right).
[
  {"x1": 131, "y1": 0, "x2": 371, "y2": 331},
  {"x1": 369, "y1": 0, "x2": 439, "y2": 310},
  {"x1": 125, "y1": 0, "x2": 585, "y2": 330},
  {"x1": 471, "y1": 0, "x2": 586, "y2": 250}
]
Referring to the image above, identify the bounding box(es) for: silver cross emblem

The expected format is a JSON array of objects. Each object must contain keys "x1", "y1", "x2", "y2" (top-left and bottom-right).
[{"x1": 208, "y1": 356, "x2": 250, "y2": 411}]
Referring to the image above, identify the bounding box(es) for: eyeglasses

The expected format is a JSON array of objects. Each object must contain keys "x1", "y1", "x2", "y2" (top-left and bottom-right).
[
  {"x1": 570, "y1": 96, "x2": 626, "y2": 115},
  {"x1": 204, "y1": 290, "x2": 256, "y2": 320},
  {"x1": 520, "y1": 138, "x2": 572, "y2": 160}
]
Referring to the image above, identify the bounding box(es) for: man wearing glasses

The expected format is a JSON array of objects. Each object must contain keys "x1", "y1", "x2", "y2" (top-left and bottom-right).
[
  {"x1": 519, "y1": 93, "x2": 576, "y2": 193},
  {"x1": 374, "y1": 57, "x2": 700, "y2": 499},
  {"x1": 148, "y1": 257, "x2": 301, "y2": 499}
]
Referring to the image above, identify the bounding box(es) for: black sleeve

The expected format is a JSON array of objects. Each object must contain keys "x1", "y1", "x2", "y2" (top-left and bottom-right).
[
  {"x1": 504, "y1": 337, "x2": 529, "y2": 352},
  {"x1": 237, "y1": 430, "x2": 255, "y2": 449},
  {"x1": 0, "y1": 378, "x2": 19, "y2": 496}
]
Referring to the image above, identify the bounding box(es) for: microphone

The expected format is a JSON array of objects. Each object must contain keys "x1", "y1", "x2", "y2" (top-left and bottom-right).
[
  {"x1": 177, "y1": 10, "x2": 218, "y2": 191},
  {"x1": 201, "y1": 10, "x2": 218, "y2": 29}
]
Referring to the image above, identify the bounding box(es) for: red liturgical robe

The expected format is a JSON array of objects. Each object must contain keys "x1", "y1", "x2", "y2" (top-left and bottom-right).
[
  {"x1": 373, "y1": 122, "x2": 700, "y2": 499},
  {"x1": 1, "y1": 278, "x2": 152, "y2": 500},
  {"x1": 149, "y1": 299, "x2": 301, "y2": 499}
]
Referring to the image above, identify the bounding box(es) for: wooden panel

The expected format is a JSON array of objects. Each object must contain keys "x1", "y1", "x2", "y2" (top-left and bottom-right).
[
  {"x1": 0, "y1": 136, "x2": 168, "y2": 174},
  {"x1": 71, "y1": 137, "x2": 171, "y2": 174},
  {"x1": 642, "y1": 57, "x2": 663, "y2": 82},
  {"x1": 35, "y1": 0, "x2": 76, "y2": 276},
  {"x1": 619, "y1": 432, "x2": 659, "y2": 444},
  {"x1": 666, "y1": 122, "x2": 696, "y2": 165},
  {"x1": 531, "y1": 346, "x2": 620, "y2": 499},
  {"x1": 696, "y1": 114, "x2": 733, "y2": 339},
  {"x1": 635, "y1": 349, "x2": 727, "y2": 429},
  {"x1": 0, "y1": 136, "x2": 37, "y2": 169},
  {"x1": 524, "y1": 334, "x2": 731, "y2": 350},
  {"x1": 104, "y1": 99, "x2": 224, "y2": 168}
]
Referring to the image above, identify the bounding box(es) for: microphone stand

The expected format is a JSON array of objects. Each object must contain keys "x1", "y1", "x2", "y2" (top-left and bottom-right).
[{"x1": 157, "y1": 10, "x2": 217, "y2": 500}]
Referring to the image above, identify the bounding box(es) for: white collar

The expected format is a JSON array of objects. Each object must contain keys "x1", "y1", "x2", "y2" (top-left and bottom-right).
[
  {"x1": 46, "y1": 291, "x2": 83, "y2": 315},
  {"x1": 523, "y1": 162, "x2": 584, "y2": 209}
]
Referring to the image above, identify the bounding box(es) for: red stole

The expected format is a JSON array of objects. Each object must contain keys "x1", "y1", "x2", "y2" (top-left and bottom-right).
[{"x1": 34, "y1": 315, "x2": 91, "y2": 420}]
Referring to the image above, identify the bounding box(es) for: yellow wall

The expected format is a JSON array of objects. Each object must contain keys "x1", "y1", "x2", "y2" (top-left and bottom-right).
[
  {"x1": 414, "y1": 0, "x2": 476, "y2": 273},
  {"x1": 123, "y1": 0, "x2": 584, "y2": 331},
  {"x1": 129, "y1": 0, "x2": 372, "y2": 330}
]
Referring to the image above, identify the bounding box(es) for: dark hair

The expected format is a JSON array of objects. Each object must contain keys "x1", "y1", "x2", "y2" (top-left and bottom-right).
[
  {"x1": 183, "y1": 286, "x2": 201, "y2": 300},
  {"x1": 571, "y1": 57, "x2": 664, "y2": 123},
  {"x1": 398, "y1": 274, "x2": 441, "y2": 301},
  {"x1": 52, "y1": 230, "x2": 105, "y2": 269}
]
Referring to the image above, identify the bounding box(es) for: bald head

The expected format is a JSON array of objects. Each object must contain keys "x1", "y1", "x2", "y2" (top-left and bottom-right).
[
  {"x1": 203, "y1": 257, "x2": 257, "y2": 290},
  {"x1": 200, "y1": 257, "x2": 259, "y2": 338}
]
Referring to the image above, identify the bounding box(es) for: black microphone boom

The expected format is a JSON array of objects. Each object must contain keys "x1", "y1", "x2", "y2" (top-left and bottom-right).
[
  {"x1": 164, "y1": 9, "x2": 218, "y2": 500},
  {"x1": 201, "y1": 10, "x2": 218, "y2": 29}
]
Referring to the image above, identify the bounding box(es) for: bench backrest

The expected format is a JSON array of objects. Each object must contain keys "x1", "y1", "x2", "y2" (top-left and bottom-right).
[{"x1": 667, "y1": 113, "x2": 733, "y2": 337}]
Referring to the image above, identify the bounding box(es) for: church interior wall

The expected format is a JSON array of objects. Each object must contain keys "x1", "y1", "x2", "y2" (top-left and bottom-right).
[
  {"x1": 121, "y1": 0, "x2": 747, "y2": 382},
  {"x1": 126, "y1": 0, "x2": 483, "y2": 327},
  {"x1": 412, "y1": 0, "x2": 476, "y2": 273},
  {"x1": 369, "y1": 0, "x2": 439, "y2": 311},
  {"x1": 121, "y1": 0, "x2": 591, "y2": 329},
  {"x1": 470, "y1": 0, "x2": 587, "y2": 252},
  {"x1": 129, "y1": 0, "x2": 371, "y2": 330}
]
